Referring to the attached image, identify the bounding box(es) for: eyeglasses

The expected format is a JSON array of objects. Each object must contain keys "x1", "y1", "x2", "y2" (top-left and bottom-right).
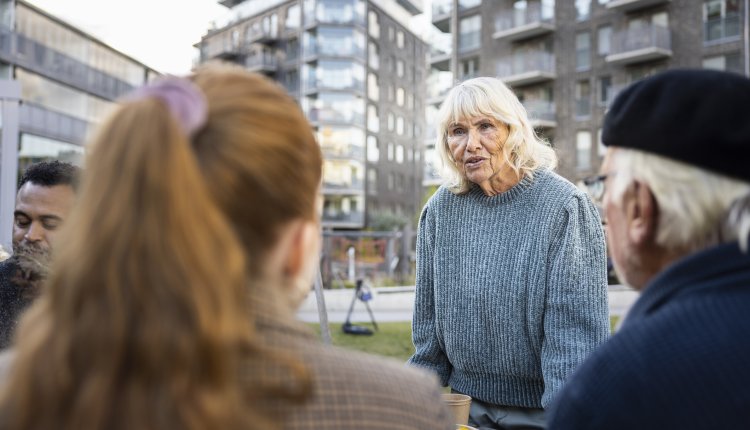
[{"x1": 583, "y1": 173, "x2": 610, "y2": 202}]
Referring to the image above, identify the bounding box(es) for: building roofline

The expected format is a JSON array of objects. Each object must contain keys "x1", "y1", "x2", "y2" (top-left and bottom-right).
[{"x1": 18, "y1": 0, "x2": 159, "y2": 74}]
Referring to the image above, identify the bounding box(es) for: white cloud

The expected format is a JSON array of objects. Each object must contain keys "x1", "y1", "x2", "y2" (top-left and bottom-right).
[{"x1": 26, "y1": 0, "x2": 227, "y2": 74}]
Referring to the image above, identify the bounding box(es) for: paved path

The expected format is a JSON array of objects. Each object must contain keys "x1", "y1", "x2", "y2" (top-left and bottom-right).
[{"x1": 297, "y1": 285, "x2": 640, "y2": 325}]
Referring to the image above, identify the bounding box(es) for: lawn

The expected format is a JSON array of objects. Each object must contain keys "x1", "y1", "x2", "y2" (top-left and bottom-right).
[
  {"x1": 309, "y1": 317, "x2": 622, "y2": 362},
  {"x1": 308, "y1": 322, "x2": 414, "y2": 362}
]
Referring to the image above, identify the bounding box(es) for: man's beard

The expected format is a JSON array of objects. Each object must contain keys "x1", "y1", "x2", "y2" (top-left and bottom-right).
[{"x1": 9, "y1": 242, "x2": 51, "y2": 298}]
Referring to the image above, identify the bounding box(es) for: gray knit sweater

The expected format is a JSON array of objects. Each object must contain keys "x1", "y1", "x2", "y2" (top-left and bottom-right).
[{"x1": 408, "y1": 169, "x2": 609, "y2": 409}]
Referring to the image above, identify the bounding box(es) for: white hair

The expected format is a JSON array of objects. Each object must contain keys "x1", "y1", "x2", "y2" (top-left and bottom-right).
[
  {"x1": 609, "y1": 148, "x2": 750, "y2": 253},
  {"x1": 436, "y1": 77, "x2": 557, "y2": 194}
]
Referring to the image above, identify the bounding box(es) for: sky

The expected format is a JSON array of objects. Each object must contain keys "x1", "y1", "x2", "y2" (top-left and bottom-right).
[{"x1": 26, "y1": 0, "x2": 228, "y2": 74}]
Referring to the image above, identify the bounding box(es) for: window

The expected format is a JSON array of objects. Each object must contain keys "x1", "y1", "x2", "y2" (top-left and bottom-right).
[
  {"x1": 368, "y1": 10, "x2": 380, "y2": 39},
  {"x1": 460, "y1": 57, "x2": 480, "y2": 80},
  {"x1": 597, "y1": 26, "x2": 611, "y2": 56},
  {"x1": 285, "y1": 4, "x2": 301, "y2": 31},
  {"x1": 387, "y1": 113, "x2": 394, "y2": 131},
  {"x1": 576, "y1": 32, "x2": 591, "y2": 71},
  {"x1": 575, "y1": 80, "x2": 591, "y2": 118},
  {"x1": 704, "y1": 0, "x2": 741, "y2": 42},
  {"x1": 576, "y1": 0, "x2": 590, "y2": 21},
  {"x1": 396, "y1": 59, "x2": 404, "y2": 77},
  {"x1": 703, "y1": 52, "x2": 743, "y2": 73},
  {"x1": 576, "y1": 131, "x2": 592, "y2": 170},
  {"x1": 387, "y1": 142, "x2": 394, "y2": 160},
  {"x1": 597, "y1": 128, "x2": 606, "y2": 158},
  {"x1": 368, "y1": 41, "x2": 379, "y2": 69},
  {"x1": 367, "y1": 135, "x2": 379, "y2": 162},
  {"x1": 396, "y1": 87, "x2": 405, "y2": 106},
  {"x1": 397, "y1": 30, "x2": 405, "y2": 48},
  {"x1": 367, "y1": 73, "x2": 379, "y2": 101},
  {"x1": 367, "y1": 105, "x2": 379, "y2": 132},
  {"x1": 598, "y1": 76, "x2": 611, "y2": 106},
  {"x1": 367, "y1": 169, "x2": 377, "y2": 194},
  {"x1": 459, "y1": 15, "x2": 481, "y2": 53},
  {"x1": 396, "y1": 145, "x2": 404, "y2": 163},
  {"x1": 396, "y1": 117, "x2": 404, "y2": 135}
]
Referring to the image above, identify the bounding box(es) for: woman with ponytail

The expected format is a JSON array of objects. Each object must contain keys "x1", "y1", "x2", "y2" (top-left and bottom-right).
[{"x1": 0, "y1": 65, "x2": 451, "y2": 430}]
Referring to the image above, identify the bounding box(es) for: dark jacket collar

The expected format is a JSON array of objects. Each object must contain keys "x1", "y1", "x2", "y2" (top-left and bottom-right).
[{"x1": 624, "y1": 242, "x2": 750, "y2": 326}]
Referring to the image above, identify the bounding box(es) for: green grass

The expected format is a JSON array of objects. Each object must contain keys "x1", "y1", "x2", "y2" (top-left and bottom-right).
[
  {"x1": 308, "y1": 317, "x2": 623, "y2": 362},
  {"x1": 308, "y1": 322, "x2": 415, "y2": 362}
]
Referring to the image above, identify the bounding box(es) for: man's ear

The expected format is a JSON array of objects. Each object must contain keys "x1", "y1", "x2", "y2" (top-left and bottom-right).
[{"x1": 627, "y1": 180, "x2": 658, "y2": 245}]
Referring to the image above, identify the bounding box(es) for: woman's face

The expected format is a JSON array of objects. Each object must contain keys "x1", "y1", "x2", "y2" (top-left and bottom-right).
[{"x1": 446, "y1": 115, "x2": 510, "y2": 188}]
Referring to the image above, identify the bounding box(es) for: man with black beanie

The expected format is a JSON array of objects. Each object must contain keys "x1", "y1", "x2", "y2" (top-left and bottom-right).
[{"x1": 548, "y1": 69, "x2": 750, "y2": 429}]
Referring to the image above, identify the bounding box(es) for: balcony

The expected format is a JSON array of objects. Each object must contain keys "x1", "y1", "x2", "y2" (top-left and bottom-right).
[
  {"x1": 523, "y1": 100, "x2": 556, "y2": 128},
  {"x1": 246, "y1": 27, "x2": 278, "y2": 45},
  {"x1": 303, "y1": 43, "x2": 365, "y2": 61},
  {"x1": 427, "y1": 72, "x2": 453, "y2": 105},
  {"x1": 704, "y1": 15, "x2": 741, "y2": 44},
  {"x1": 606, "y1": 25, "x2": 671, "y2": 65},
  {"x1": 245, "y1": 51, "x2": 278, "y2": 74},
  {"x1": 606, "y1": 0, "x2": 669, "y2": 12},
  {"x1": 323, "y1": 178, "x2": 365, "y2": 194},
  {"x1": 308, "y1": 108, "x2": 365, "y2": 127},
  {"x1": 396, "y1": 0, "x2": 423, "y2": 15},
  {"x1": 432, "y1": 0, "x2": 452, "y2": 32},
  {"x1": 493, "y1": 8, "x2": 555, "y2": 42},
  {"x1": 304, "y1": 7, "x2": 365, "y2": 27},
  {"x1": 0, "y1": 26, "x2": 135, "y2": 101},
  {"x1": 305, "y1": 78, "x2": 365, "y2": 95},
  {"x1": 458, "y1": 30, "x2": 480, "y2": 53},
  {"x1": 320, "y1": 143, "x2": 365, "y2": 160},
  {"x1": 496, "y1": 52, "x2": 555, "y2": 87},
  {"x1": 430, "y1": 31, "x2": 452, "y2": 71},
  {"x1": 19, "y1": 102, "x2": 90, "y2": 146},
  {"x1": 322, "y1": 209, "x2": 365, "y2": 228}
]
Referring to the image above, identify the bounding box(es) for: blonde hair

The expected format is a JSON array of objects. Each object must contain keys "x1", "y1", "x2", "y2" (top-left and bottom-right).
[
  {"x1": 0, "y1": 65, "x2": 321, "y2": 430},
  {"x1": 436, "y1": 77, "x2": 557, "y2": 194},
  {"x1": 609, "y1": 148, "x2": 750, "y2": 253}
]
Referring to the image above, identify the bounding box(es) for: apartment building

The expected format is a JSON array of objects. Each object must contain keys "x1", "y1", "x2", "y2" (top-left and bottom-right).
[
  {"x1": 198, "y1": 0, "x2": 427, "y2": 229},
  {"x1": 424, "y1": 0, "x2": 748, "y2": 184}
]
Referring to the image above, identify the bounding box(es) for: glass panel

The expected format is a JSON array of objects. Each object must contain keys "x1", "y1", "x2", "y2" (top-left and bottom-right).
[
  {"x1": 576, "y1": 131, "x2": 592, "y2": 170},
  {"x1": 576, "y1": 32, "x2": 591, "y2": 70},
  {"x1": 459, "y1": 15, "x2": 481, "y2": 53},
  {"x1": 597, "y1": 26, "x2": 611, "y2": 56}
]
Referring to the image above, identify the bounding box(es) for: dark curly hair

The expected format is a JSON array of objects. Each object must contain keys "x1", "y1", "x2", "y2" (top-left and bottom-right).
[{"x1": 19, "y1": 160, "x2": 81, "y2": 191}]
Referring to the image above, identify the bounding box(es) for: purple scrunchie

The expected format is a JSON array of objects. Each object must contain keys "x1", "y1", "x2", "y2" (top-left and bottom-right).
[{"x1": 126, "y1": 77, "x2": 207, "y2": 137}]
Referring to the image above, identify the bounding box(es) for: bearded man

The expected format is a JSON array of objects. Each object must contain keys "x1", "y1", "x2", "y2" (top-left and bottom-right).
[{"x1": 0, "y1": 161, "x2": 79, "y2": 348}]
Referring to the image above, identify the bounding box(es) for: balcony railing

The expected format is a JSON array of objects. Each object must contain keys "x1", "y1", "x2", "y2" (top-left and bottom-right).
[
  {"x1": 19, "y1": 102, "x2": 90, "y2": 146},
  {"x1": 523, "y1": 100, "x2": 556, "y2": 127},
  {"x1": 606, "y1": 0, "x2": 670, "y2": 12},
  {"x1": 304, "y1": 7, "x2": 365, "y2": 27},
  {"x1": 322, "y1": 209, "x2": 365, "y2": 227},
  {"x1": 458, "y1": 30, "x2": 481, "y2": 53},
  {"x1": 245, "y1": 51, "x2": 278, "y2": 73},
  {"x1": 496, "y1": 51, "x2": 555, "y2": 86},
  {"x1": 304, "y1": 43, "x2": 365, "y2": 60},
  {"x1": 308, "y1": 108, "x2": 365, "y2": 126},
  {"x1": 493, "y1": 7, "x2": 555, "y2": 41},
  {"x1": 320, "y1": 143, "x2": 365, "y2": 160},
  {"x1": 606, "y1": 24, "x2": 672, "y2": 65},
  {"x1": 704, "y1": 15, "x2": 741, "y2": 44},
  {"x1": 305, "y1": 78, "x2": 365, "y2": 94},
  {"x1": 323, "y1": 178, "x2": 365, "y2": 192},
  {"x1": 0, "y1": 26, "x2": 136, "y2": 101},
  {"x1": 575, "y1": 98, "x2": 591, "y2": 118}
]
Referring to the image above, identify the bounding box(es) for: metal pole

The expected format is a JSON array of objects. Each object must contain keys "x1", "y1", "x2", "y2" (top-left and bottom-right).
[
  {"x1": 313, "y1": 268, "x2": 332, "y2": 345},
  {"x1": 0, "y1": 80, "x2": 21, "y2": 252},
  {"x1": 745, "y1": 0, "x2": 749, "y2": 76}
]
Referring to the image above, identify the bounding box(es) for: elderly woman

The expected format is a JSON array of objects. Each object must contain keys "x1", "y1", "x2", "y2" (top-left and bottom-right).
[{"x1": 409, "y1": 77, "x2": 609, "y2": 429}]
